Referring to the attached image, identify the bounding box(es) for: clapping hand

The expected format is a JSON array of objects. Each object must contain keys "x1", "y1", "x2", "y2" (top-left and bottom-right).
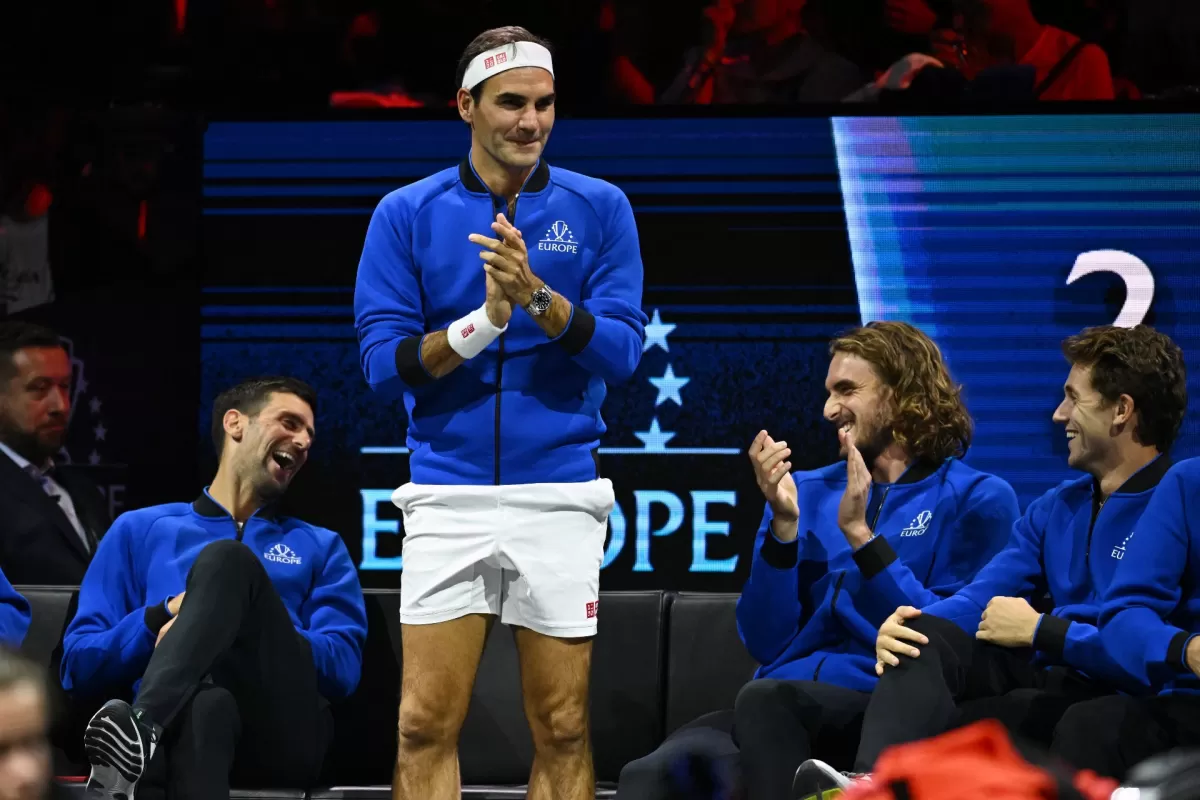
[{"x1": 748, "y1": 430, "x2": 799, "y2": 541}]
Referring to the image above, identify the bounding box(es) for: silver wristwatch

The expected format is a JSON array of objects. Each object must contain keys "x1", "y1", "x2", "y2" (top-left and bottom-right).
[{"x1": 525, "y1": 284, "x2": 552, "y2": 316}]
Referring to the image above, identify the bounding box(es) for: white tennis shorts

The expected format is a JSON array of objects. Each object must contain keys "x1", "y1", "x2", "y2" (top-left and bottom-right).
[{"x1": 392, "y1": 479, "x2": 614, "y2": 638}]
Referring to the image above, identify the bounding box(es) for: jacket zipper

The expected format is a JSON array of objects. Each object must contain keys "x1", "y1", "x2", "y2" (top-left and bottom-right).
[
  {"x1": 1085, "y1": 493, "x2": 1106, "y2": 568},
  {"x1": 235, "y1": 520, "x2": 245, "y2": 542},
  {"x1": 829, "y1": 486, "x2": 890, "y2": 620},
  {"x1": 869, "y1": 486, "x2": 891, "y2": 531},
  {"x1": 815, "y1": 484, "x2": 892, "y2": 682},
  {"x1": 815, "y1": 572, "x2": 848, "y2": 683},
  {"x1": 492, "y1": 194, "x2": 518, "y2": 486}
]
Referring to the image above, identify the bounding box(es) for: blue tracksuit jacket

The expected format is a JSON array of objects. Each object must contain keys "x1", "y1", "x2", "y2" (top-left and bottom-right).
[
  {"x1": 738, "y1": 458, "x2": 1019, "y2": 692},
  {"x1": 61, "y1": 491, "x2": 367, "y2": 700},
  {"x1": 923, "y1": 454, "x2": 1171, "y2": 691},
  {"x1": 0, "y1": 566, "x2": 30, "y2": 647},
  {"x1": 354, "y1": 157, "x2": 648, "y2": 485},
  {"x1": 1099, "y1": 457, "x2": 1200, "y2": 696}
]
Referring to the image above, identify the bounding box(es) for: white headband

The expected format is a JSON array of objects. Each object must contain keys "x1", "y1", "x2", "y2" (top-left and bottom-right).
[{"x1": 461, "y1": 41, "x2": 555, "y2": 90}]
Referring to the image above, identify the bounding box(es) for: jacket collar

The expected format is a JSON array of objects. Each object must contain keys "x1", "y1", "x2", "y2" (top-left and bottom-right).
[
  {"x1": 895, "y1": 458, "x2": 942, "y2": 485},
  {"x1": 458, "y1": 155, "x2": 551, "y2": 196},
  {"x1": 192, "y1": 487, "x2": 279, "y2": 522},
  {"x1": 0, "y1": 439, "x2": 56, "y2": 475},
  {"x1": 856, "y1": 457, "x2": 942, "y2": 487},
  {"x1": 1097, "y1": 452, "x2": 1171, "y2": 497}
]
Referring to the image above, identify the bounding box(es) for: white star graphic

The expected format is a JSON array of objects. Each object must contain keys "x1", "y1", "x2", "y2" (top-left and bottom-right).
[
  {"x1": 94, "y1": 423, "x2": 107, "y2": 442},
  {"x1": 642, "y1": 309, "x2": 676, "y2": 353},
  {"x1": 88, "y1": 450, "x2": 101, "y2": 466},
  {"x1": 634, "y1": 418, "x2": 676, "y2": 452},
  {"x1": 650, "y1": 364, "x2": 690, "y2": 407},
  {"x1": 89, "y1": 397, "x2": 102, "y2": 415},
  {"x1": 77, "y1": 375, "x2": 89, "y2": 394}
]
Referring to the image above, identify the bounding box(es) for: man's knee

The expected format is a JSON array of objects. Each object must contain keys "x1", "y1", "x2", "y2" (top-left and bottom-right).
[
  {"x1": 192, "y1": 539, "x2": 263, "y2": 579},
  {"x1": 397, "y1": 668, "x2": 475, "y2": 753},
  {"x1": 734, "y1": 679, "x2": 785, "y2": 728},
  {"x1": 528, "y1": 696, "x2": 589, "y2": 754},
  {"x1": 397, "y1": 701, "x2": 461, "y2": 753},
  {"x1": 1053, "y1": 697, "x2": 1126, "y2": 748},
  {"x1": 618, "y1": 751, "x2": 666, "y2": 796},
  {"x1": 183, "y1": 686, "x2": 241, "y2": 737},
  {"x1": 905, "y1": 613, "x2": 965, "y2": 642},
  {"x1": 889, "y1": 614, "x2": 969, "y2": 669}
]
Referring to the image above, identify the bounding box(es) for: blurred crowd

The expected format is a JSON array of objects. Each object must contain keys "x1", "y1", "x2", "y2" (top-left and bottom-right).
[
  {"x1": 2, "y1": 0, "x2": 1199, "y2": 111},
  {"x1": 2, "y1": 0, "x2": 1199, "y2": 317},
  {"x1": 0, "y1": 105, "x2": 200, "y2": 317}
]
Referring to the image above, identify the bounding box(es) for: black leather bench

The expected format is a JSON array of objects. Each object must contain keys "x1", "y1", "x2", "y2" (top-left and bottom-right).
[
  {"x1": 20, "y1": 586, "x2": 754, "y2": 798},
  {"x1": 664, "y1": 593, "x2": 759, "y2": 736}
]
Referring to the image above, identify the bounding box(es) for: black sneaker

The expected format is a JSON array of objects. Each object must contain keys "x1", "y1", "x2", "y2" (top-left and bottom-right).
[
  {"x1": 84, "y1": 700, "x2": 158, "y2": 800},
  {"x1": 793, "y1": 759, "x2": 869, "y2": 800}
]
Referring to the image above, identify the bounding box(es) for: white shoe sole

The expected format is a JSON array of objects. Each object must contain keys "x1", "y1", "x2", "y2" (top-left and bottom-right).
[
  {"x1": 793, "y1": 759, "x2": 852, "y2": 800},
  {"x1": 84, "y1": 701, "x2": 148, "y2": 800}
]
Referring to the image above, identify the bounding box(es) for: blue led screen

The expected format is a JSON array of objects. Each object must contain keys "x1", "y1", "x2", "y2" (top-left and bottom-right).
[{"x1": 201, "y1": 113, "x2": 1200, "y2": 590}]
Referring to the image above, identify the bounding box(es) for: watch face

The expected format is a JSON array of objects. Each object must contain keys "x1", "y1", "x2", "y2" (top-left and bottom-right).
[{"x1": 530, "y1": 286, "x2": 551, "y2": 314}]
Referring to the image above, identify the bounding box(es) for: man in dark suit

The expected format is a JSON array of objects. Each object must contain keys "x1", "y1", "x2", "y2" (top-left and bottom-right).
[{"x1": 0, "y1": 321, "x2": 110, "y2": 585}]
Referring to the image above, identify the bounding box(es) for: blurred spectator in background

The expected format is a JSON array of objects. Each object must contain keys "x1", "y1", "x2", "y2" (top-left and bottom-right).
[
  {"x1": 955, "y1": 0, "x2": 1114, "y2": 99},
  {"x1": 849, "y1": 0, "x2": 1114, "y2": 102},
  {"x1": 0, "y1": 322, "x2": 109, "y2": 586},
  {"x1": 884, "y1": 0, "x2": 942, "y2": 37},
  {"x1": 658, "y1": 0, "x2": 866, "y2": 103},
  {"x1": 0, "y1": 646, "x2": 62, "y2": 800},
  {"x1": 0, "y1": 109, "x2": 67, "y2": 317},
  {"x1": 0, "y1": 185, "x2": 55, "y2": 317},
  {"x1": 605, "y1": 0, "x2": 714, "y2": 104},
  {"x1": 8, "y1": 0, "x2": 1197, "y2": 108},
  {"x1": 329, "y1": 10, "x2": 427, "y2": 109}
]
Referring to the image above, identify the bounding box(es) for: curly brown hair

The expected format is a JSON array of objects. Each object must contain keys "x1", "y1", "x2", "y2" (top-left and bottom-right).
[
  {"x1": 830, "y1": 321, "x2": 972, "y2": 461},
  {"x1": 1061, "y1": 325, "x2": 1187, "y2": 452}
]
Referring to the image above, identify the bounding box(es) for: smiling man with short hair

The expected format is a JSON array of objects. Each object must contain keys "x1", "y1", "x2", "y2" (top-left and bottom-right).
[
  {"x1": 61, "y1": 376, "x2": 367, "y2": 800},
  {"x1": 806, "y1": 325, "x2": 1190, "y2": 800}
]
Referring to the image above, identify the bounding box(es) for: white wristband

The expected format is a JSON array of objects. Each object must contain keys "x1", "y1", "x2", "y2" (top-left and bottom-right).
[{"x1": 447, "y1": 305, "x2": 507, "y2": 360}]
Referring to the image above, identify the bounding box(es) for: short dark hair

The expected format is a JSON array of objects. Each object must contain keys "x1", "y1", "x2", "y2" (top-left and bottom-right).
[
  {"x1": 456, "y1": 26, "x2": 554, "y2": 102},
  {"x1": 210, "y1": 376, "x2": 317, "y2": 458},
  {"x1": 1061, "y1": 324, "x2": 1187, "y2": 452},
  {"x1": 0, "y1": 321, "x2": 65, "y2": 384}
]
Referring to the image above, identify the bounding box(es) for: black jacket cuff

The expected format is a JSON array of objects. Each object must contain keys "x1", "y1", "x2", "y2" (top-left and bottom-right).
[
  {"x1": 556, "y1": 306, "x2": 596, "y2": 356},
  {"x1": 395, "y1": 336, "x2": 434, "y2": 387},
  {"x1": 761, "y1": 525, "x2": 799, "y2": 569},
  {"x1": 853, "y1": 536, "x2": 897, "y2": 580},
  {"x1": 144, "y1": 601, "x2": 172, "y2": 635},
  {"x1": 1034, "y1": 613, "x2": 1070, "y2": 660},
  {"x1": 1168, "y1": 630, "x2": 1191, "y2": 670}
]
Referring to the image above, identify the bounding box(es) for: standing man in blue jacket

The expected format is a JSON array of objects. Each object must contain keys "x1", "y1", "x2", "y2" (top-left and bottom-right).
[
  {"x1": 1052, "y1": 457, "x2": 1200, "y2": 779},
  {"x1": 353, "y1": 25, "x2": 646, "y2": 800},
  {"x1": 813, "y1": 325, "x2": 1188, "y2": 797},
  {"x1": 61, "y1": 377, "x2": 368, "y2": 800},
  {"x1": 617, "y1": 321, "x2": 1019, "y2": 800}
]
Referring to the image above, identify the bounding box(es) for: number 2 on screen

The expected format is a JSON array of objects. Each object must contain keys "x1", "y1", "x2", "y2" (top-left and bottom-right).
[{"x1": 1066, "y1": 250, "x2": 1155, "y2": 328}]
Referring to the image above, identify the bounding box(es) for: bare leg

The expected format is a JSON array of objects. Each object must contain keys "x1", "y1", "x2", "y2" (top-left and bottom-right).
[
  {"x1": 393, "y1": 615, "x2": 491, "y2": 800},
  {"x1": 514, "y1": 627, "x2": 594, "y2": 800}
]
